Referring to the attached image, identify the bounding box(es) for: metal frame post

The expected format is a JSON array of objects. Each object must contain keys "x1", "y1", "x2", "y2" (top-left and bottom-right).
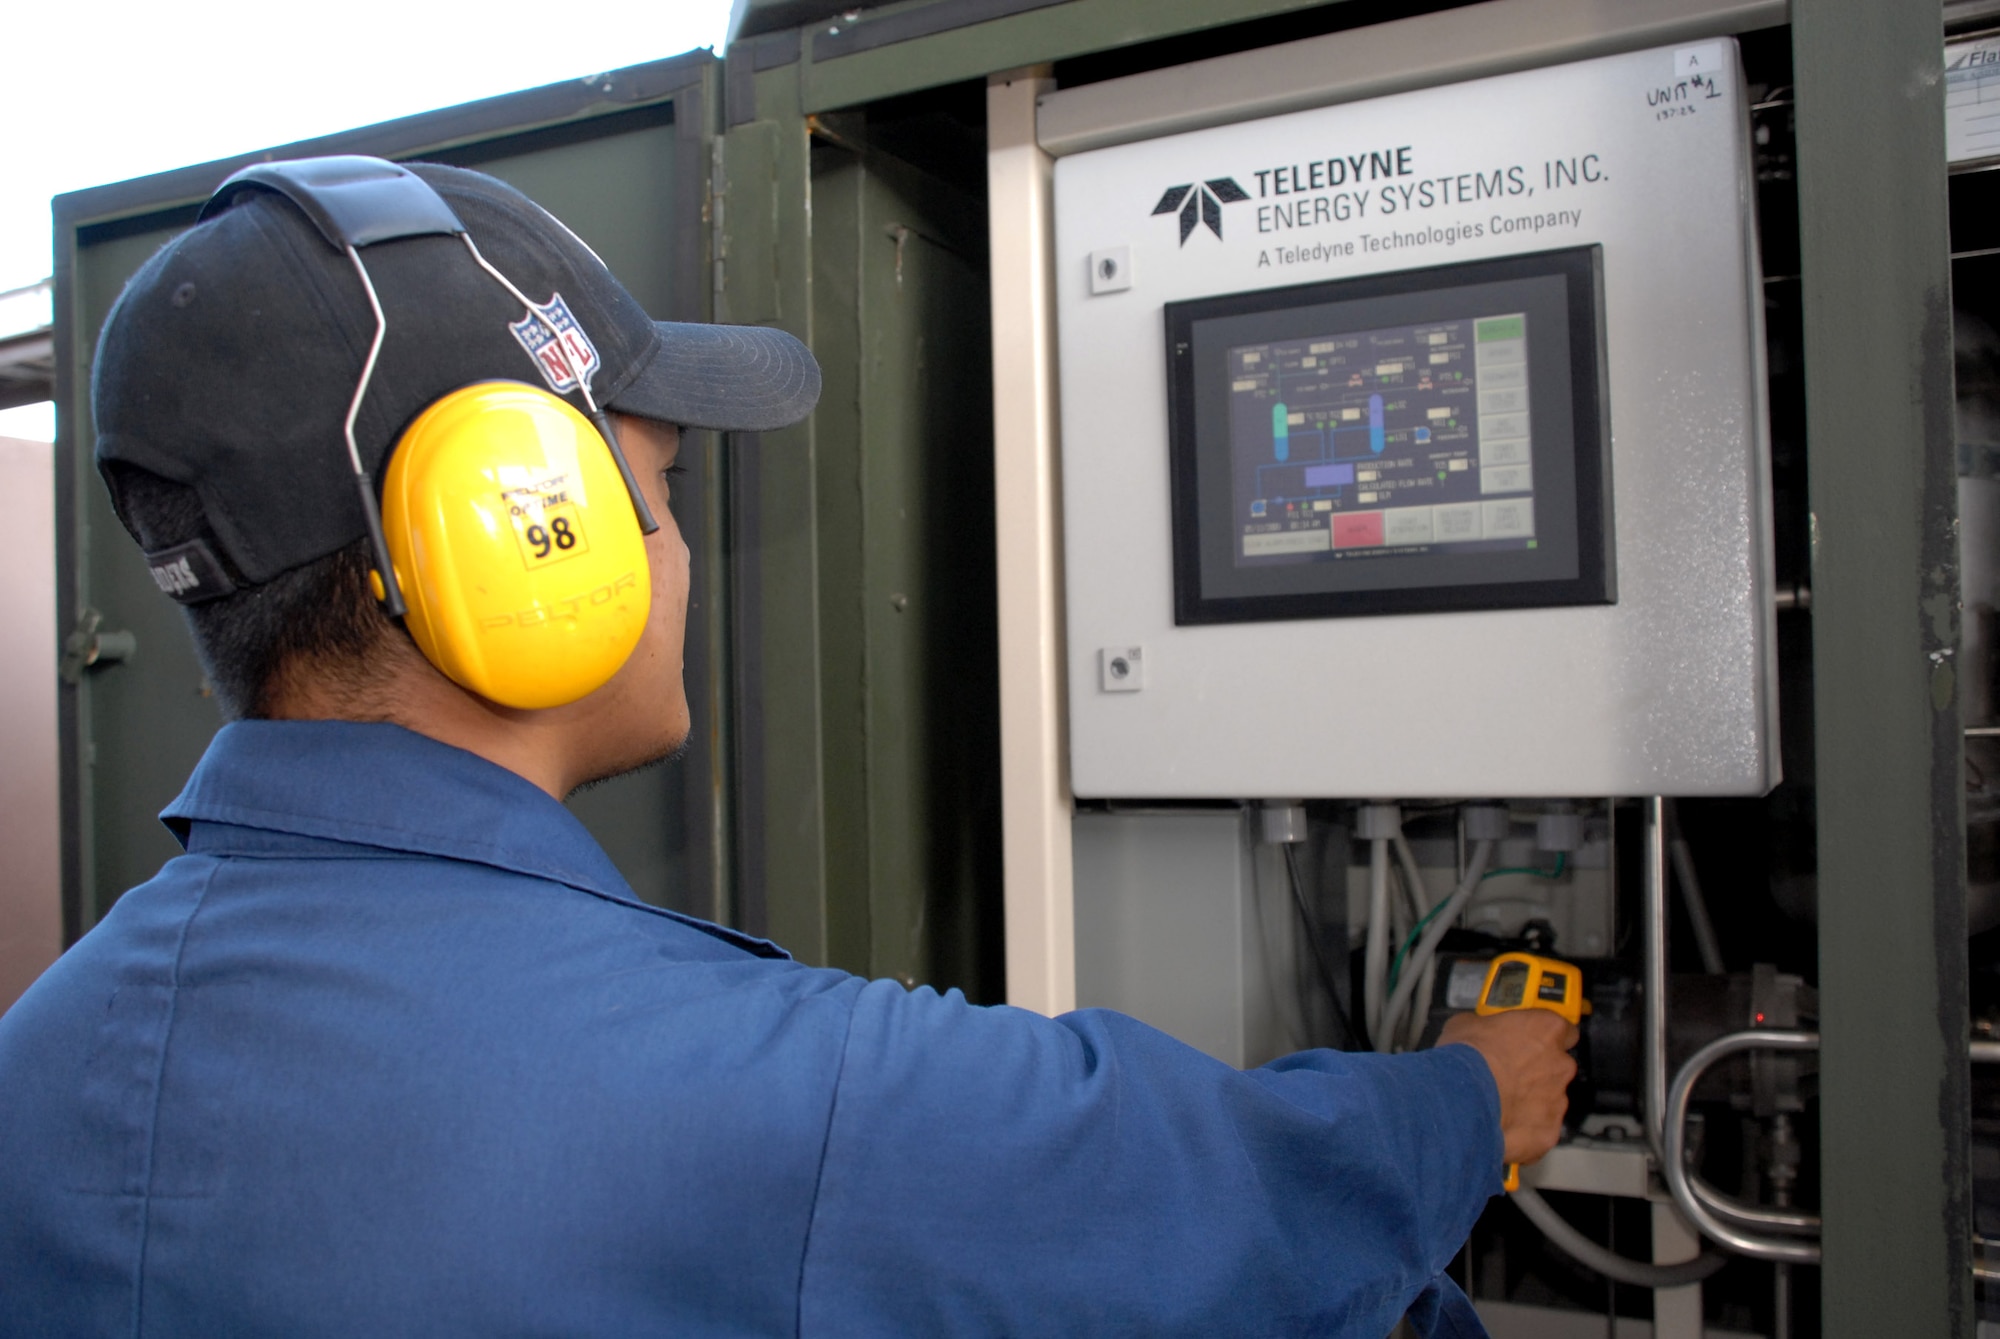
[{"x1": 1793, "y1": 4, "x2": 1971, "y2": 1331}]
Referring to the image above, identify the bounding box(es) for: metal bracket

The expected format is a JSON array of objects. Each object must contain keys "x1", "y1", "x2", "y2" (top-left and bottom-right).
[{"x1": 58, "y1": 608, "x2": 135, "y2": 685}]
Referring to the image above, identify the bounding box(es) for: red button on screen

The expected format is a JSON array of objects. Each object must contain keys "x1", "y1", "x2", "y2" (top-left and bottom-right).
[{"x1": 1332, "y1": 511, "x2": 1385, "y2": 548}]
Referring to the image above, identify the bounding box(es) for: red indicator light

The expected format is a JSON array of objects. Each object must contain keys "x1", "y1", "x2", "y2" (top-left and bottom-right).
[{"x1": 1755, "y1": 1012, "x2": 1765, "y2": 1024}]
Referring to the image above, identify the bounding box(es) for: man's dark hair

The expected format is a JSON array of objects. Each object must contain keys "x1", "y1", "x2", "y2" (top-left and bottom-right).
[{"x1": 105, "y1": 465, "x2": 393, "y2": 721}]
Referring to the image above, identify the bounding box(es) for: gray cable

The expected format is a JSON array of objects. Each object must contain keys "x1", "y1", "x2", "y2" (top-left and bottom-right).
[
  {"x1": 1375, "y1": 838, "x2": 1496, "y2": 1050},
  {"x1": 1281, "y1": 842, "x2": 1360, "y2": 1050},
  {"x1": 1391, "y1": 831, "x2": 1431, "y2": 924},
  {"x1": 1363, "y1": 837, "x2": 1391, "y2": 1044},
  {"x1": 1511, "y1": 1186, "x2": 1728, "y2": 1288},
  {"x1": 1404, "y1": 951, "x2": 1439, "y2": 1051},
  {"x1": 1670, "y1": 834, "x2": 1726, "y2": 975},
  {"x1": 1666, "y1": 799, "x2": 1726, "y2": 975}
]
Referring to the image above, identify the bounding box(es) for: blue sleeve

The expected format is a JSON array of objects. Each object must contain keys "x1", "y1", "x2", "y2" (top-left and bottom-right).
[
  {"x1": 798, "y1": 981, "x2": 1502, "y2": 1336},
  {"x1": 1406, "y1": 1273, "x2": 1491, "y2": 1339}
]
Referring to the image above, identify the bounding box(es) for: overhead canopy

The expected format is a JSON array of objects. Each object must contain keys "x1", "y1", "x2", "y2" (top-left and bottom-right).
[
  {"x1": 0, "y1": 279, "x2": 52, "y2": 411},
  {"x1": 729, "y1": 0, "x2": 880, "y2": 43}
]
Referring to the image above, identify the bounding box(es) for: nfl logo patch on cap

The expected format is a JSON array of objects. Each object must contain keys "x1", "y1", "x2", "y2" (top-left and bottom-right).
[{"x1": 509, "y1": 295, "x2": 600, "y2": 394}]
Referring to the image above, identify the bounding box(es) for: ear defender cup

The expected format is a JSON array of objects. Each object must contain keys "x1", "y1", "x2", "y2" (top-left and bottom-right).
[{"x1": 379, "y1": 382, "x2": 652, "y2": 709}]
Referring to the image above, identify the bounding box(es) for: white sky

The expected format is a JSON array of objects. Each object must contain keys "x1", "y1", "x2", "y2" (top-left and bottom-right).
[{"x1": 0, "y1": 0, "x2": 737, "y2": 441}]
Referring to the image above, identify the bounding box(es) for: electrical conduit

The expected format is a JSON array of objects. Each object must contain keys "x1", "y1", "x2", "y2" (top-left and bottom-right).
[
  {"x1": 1358, "y1": 804, "x2": 1401, "y2": 1047},
  {"x1": 1376, "y1": 838, "x2": 1496, "y2": 1050}
]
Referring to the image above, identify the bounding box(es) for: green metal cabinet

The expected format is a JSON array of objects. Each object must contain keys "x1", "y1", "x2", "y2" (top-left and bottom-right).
[
  {"x1": 715, "y1": 57, "x2": 1002, "y2": 992},
  {"x1": 53, "y1": 36, "x2": 1011, "y2": 1004}
]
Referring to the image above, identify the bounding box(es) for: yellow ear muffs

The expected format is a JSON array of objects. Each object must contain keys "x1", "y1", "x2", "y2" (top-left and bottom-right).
[{"x1": 378, "y1": 382, "x2": 652, "y2": 709}]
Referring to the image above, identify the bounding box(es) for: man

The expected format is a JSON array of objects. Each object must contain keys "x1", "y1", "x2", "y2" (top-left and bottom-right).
[{"x1": 0, "y1": 159, "x2": 1575, "y2": 1336}]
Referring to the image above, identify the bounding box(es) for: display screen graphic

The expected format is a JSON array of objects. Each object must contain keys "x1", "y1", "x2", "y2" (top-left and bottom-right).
[
  {"x1": 1228, "y1": 313, "x2": 1535, "y2": 564},
  {"x1": 1165, "y1": 246, "x2": 1612, "y2": 625}
]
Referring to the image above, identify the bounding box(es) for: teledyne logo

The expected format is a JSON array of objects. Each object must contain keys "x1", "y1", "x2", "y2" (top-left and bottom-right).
[{"x1": 1151, "y1": 179, "x2": 1251, "y2": 244}]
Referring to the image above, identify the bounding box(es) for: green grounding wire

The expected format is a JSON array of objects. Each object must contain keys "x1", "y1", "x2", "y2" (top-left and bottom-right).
[{"x1": 1385, "y1": 851, "x2": 1568, "y2": 997}]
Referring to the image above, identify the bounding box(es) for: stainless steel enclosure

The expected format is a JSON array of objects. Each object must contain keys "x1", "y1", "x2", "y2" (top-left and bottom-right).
[{"x1": 1049, "y1": 40, "x2": 1778, "y2": 800}]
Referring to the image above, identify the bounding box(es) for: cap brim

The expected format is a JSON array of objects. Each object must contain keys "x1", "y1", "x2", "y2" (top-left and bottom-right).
[{"x1": 605, "y1": 320, "x2": 821, "y2": 432}]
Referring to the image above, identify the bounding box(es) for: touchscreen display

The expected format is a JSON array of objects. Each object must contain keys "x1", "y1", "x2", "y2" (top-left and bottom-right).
[
  {"x1": 1228, "y1": 313, "x2": 1535, "y2": 564},
  {"x1": 1165, "y1": 246, "x2": 1612, "y2": 624}
]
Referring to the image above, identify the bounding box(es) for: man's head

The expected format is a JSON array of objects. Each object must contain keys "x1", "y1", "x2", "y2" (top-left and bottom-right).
[{"x1": 92, "y1": 159, "x2": 818, "y2": 793}]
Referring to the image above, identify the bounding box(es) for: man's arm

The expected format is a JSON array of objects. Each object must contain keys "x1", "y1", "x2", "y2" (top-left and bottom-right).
[{"x1": 796, "y1": 981, "x2": 1553, "y2": 1336}]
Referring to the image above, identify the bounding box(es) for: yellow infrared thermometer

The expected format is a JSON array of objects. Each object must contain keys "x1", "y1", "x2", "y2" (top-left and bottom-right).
[{"x1": 1474, "y1": 952, "x2": 1588, "y2": 1192}]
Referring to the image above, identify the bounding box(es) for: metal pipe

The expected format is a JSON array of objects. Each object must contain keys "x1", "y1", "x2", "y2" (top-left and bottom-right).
[
  {"x1": 1660, "y1": 1038, "x2": 1999, "y2": 1264},
  {"x1": 1638, "y1": 812, "x2": 1823, "y2": 1260},
  {"x1": 1644, "y1": 797, "x2": 1670, "y2": 1161},
  {"x1": 1687, "y1": 1171, "x2": 1820, "y2": 1236},
  {"x1": 1670, "y1": 1040, "x2": 2000, "y2": 1246},
  {"x1": 1661, "y1": 1030, "x2": 1823, "y2": 1263},
  {"x1": 1769, "y1": 1112, "x2": 1798, "y2": 1339}
]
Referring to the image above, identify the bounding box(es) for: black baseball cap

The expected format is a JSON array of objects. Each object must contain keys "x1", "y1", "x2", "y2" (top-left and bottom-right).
[{"x1": 94, "y1": 159, "x2": 819, "y2": 588}]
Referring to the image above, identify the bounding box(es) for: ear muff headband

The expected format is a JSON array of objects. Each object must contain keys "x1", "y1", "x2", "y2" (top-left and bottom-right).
[{"x1": 380, "y1": 382, "x2": 652, "y2": 710}]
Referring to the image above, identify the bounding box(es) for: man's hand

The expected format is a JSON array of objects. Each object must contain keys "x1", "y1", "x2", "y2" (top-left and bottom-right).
[{"x1": 1438, "y1": 1010, "x2": 1578, "y2": 1166}]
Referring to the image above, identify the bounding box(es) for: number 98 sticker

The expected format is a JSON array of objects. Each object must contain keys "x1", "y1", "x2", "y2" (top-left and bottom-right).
[{"x1": 506, "y1": 491, "x2": 590, "y2": 569}]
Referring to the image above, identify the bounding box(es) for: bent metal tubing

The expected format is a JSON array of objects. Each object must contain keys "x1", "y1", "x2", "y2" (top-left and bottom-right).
[
  {"x1": 1661, "y1": 1029, "x2": 1823, "y2": 1264},
  {"x1": 1665, "y1": 1032, "x2": 2000, "y2": 1279},
  {"x1": 1688, "y1": 1167, "x2": 1819, "y2": 1237},
  {"x1": 1645, "y1": 801, "x2": 1818, "y2": 1241}
]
